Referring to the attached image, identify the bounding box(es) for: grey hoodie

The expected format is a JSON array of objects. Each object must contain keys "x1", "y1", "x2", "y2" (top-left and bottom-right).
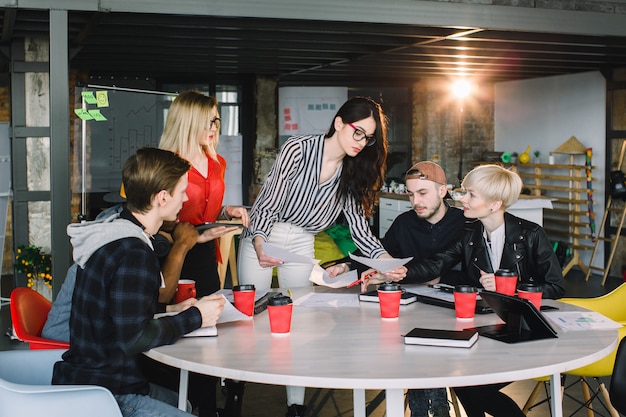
[{"x1": 68, "y1": 210, "x2": 152, "y2": 268}]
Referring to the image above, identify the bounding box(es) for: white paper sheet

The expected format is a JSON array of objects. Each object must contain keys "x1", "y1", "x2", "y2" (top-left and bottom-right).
[
  {"x1": 293, "y1": 292, "x2": 361, "y2": 308},
  {"x1": 543, "y1": 311, "x2": 622, "y2": 331},
  {"x1": 217, "y1": 294, "x2": 254, "y2": 323},
  {"x1": 262, "y1": 242, "x2": 316, "y2": 264},
  {"x1": 348, "y1": 253, "x2": 413, "y2": 273},
  {"x1": 309, "y1": 264, "x2": 359, "y2": 288}
]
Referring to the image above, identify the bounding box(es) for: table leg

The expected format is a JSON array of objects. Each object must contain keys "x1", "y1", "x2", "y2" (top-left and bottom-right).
[
  {"x1": 385, "y1": 388, "x2": 405, "y2": 416},
  {"x1": 178, "y1": 369, "x2": 189, "y2": 411},
  {"x1": 353, "y1": 389, "x2": 365, "y2": 417},
  {"x1": 550, "y1": 373, "x2": 563, "y2": 417}
]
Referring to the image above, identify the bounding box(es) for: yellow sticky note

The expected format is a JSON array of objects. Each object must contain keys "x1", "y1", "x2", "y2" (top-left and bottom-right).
[
  {"x1": 96, "y1": 91, "x2": 109, "y2": 108},
  {"x1": 74, "y1": 108, "x2": 94, "y2": 120},
  {"x1": 88, "y1": 109, "x2": 107, "y2": 121},
  {"x1": 81, "y1": 91, "x2": 98, "y2": 105}
]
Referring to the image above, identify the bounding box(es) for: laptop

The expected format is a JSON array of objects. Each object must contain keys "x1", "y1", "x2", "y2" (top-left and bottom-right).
[{"x1": 474, "y1": 290, "x2": 558, "y2": 343}]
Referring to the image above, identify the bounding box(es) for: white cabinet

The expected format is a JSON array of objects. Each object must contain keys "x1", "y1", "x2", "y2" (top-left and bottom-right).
[{"x1": 378, "y1": 196, "x2": 412, "y2": 238}]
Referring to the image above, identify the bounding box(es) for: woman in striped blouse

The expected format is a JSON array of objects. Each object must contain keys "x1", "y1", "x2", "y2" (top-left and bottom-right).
[
  {"x1": 239, "y1": 96, "x2": 405, "y2": 291},
  {"x1": 238, "y1": 96, "x2": 405, "y2": 417}
]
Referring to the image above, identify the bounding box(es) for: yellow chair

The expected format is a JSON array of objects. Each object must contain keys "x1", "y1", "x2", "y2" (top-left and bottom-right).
[{"x1": 523, "y1": 284, "x2": 626, "y2": 417}]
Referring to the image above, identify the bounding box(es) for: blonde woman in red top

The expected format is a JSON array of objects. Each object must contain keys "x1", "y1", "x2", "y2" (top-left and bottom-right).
[{"x1": 159, "y1": 90, "x2": 249, "y2": 298}]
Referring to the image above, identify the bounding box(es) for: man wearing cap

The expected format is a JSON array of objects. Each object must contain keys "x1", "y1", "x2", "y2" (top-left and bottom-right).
[
  {"x1": 327, "y1": 161, "x2": 465, "y2": 286},
  {"x1": 381, "y1": 161, "x2": 466, "y2": 287}
]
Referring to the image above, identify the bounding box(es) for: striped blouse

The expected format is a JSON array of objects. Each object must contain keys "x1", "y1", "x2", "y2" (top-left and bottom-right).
[{"x1": 244, "y1": 134, "x2": 386, "y2": 258}]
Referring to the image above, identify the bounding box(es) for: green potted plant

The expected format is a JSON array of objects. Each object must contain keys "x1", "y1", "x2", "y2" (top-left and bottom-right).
[{"x1": 15, "y1": 244, "x2": 52, "y2": 300}]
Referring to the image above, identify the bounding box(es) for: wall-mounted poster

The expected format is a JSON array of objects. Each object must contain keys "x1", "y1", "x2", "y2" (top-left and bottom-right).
[{"x1": 278, "y1": 87, "x2": 347, "y2": 140}]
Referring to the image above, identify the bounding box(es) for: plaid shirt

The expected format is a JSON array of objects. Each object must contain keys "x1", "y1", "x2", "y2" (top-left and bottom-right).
[{"x1": 52, "y1": 235, "x2": 202, "y2": 395}]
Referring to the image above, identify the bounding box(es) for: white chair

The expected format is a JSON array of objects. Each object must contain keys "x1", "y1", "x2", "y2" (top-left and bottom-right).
[{"x1": 0, "y1": 349, "x2": 122, "y2": 417}]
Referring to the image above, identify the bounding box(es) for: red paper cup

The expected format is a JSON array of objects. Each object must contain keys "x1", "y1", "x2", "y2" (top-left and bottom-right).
[
  {"x1": 454, "y1": 285, "x2": 477, "y2": 320},
  {"x1": 232, "y1": 284, "x2": 256, "y2": 316},
  {"x1": 517, "y1": 284, "x2": 543, "y2": 310},
  {"x1": 495, "y1": 269, "x2": 518, "y2": 296},
  {"x1": 268, "y1": 304, "x2": 293, "y2": 334},
  {"x1": 378, "y1": 283, "x2": 402, "y2": 319},
  {"x1": 174, "y1": 279, "x2": 196, "y2": 304},
  {"x1": 268, "y1": 293, "x2": 293, "y2": 334}
]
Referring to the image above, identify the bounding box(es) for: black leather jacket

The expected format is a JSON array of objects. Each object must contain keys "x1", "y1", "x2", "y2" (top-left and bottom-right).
[{"x1": 404, "y1": 212, "x2": 566, "y2": 299}]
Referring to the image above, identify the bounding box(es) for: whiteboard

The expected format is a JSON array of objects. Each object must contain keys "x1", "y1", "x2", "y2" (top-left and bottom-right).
[{"x1": 279, "y1": 87, "x2": 347, "y2": 136}]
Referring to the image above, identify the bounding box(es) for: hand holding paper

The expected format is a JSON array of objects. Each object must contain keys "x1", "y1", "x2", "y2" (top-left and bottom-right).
[
  {"x1": 348, "y1": 253, "x2": 412, "y2": 273},
  {"x1": 309, "y1": 264, "x2": 359, "y2": 288},
  {"x1": 348, "y1": 253, "x2": 412, "y2": 291}
]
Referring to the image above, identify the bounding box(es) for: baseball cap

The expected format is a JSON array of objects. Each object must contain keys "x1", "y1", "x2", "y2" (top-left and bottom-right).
[{"x1": 405, "y1": 161, "x2": 447, "y2": 185}]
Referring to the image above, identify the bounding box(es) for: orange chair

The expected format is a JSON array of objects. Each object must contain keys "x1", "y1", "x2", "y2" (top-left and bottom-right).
[{"x1": 9, "y1": 287, "x2": 69, "y2": 350}]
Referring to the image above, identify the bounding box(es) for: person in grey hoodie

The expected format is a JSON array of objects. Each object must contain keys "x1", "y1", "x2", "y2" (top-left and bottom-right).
[
  {"x1": 42, "y1": 204, "x2": 198, "y2": 342},
  {"x1": 52, "y1": 147, "x2": 225, "y2": 417},
  {"x1": 42, "y1": 204, "x2": 221, "y2": 417}
]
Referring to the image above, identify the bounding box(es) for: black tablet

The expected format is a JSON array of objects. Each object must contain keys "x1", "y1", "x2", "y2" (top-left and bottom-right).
[
  {"x1": 195, "y1": 222, "x2": 243, "y2": 232},
  {"x1": 474, "y1": 290, "x2": 558, "y2": 343}
]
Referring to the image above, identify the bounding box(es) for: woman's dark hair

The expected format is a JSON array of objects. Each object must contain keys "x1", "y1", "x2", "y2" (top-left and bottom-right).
[{"x1": 325, "y1": 96, "x2": 388, "y2": 217}]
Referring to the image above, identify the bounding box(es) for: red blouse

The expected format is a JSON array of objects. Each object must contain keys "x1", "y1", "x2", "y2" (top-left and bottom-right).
[{"x1": 177, "y1": 153, "x2": 227, "y2": 261}]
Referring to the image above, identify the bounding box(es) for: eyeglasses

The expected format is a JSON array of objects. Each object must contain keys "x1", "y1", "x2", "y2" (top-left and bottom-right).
[
  {"x1": 347, "y1": 123, "x2": 376, "y2": 146},
  {"x1": 209, "y1": 117, "x2": 221, "y2": 130}
]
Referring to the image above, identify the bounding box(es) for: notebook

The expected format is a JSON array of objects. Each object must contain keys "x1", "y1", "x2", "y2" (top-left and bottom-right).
[{"x1": 404, "y1": 327, "x2": 478, "y2": 348}]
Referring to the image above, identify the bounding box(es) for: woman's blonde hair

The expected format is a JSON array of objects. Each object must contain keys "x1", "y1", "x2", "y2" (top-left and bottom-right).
[
  {"x1": 462, "y1": 164, "x2": 522, "y2": 210},
  {"x1": 159, "y1": 90, "x2": 219, "y2": 162}
]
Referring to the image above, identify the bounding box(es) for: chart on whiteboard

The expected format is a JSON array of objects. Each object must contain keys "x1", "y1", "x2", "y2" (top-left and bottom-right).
[{"x1": 73, "y1": 86, "x2": 171, "y2": 194}]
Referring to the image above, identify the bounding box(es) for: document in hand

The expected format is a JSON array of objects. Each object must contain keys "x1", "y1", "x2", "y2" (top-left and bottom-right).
[
  {"x1": 348, "y1": 253, "x2": 412, "y2": 273},
  {"x1": 404, "y1": 327, "x2": 479, "y2": 348}
]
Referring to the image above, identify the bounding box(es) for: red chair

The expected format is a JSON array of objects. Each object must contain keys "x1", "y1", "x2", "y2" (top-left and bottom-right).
[{"x1": 9, "y1": 287, "x2": 69, "y2": 350}]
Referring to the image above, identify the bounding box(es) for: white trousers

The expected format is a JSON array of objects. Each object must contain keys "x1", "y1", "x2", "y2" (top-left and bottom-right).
[
  {"x1": 237, "y1": 222, "x2": 314, "y2": 405},
  {"x1": 238, "y1": 222, "x2": 316, "y2": 291}
]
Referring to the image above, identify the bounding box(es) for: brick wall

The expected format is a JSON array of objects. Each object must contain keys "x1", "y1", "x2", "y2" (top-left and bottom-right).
[{"x1": 411, "y1": 78, "x2": 495, "y2": 186}]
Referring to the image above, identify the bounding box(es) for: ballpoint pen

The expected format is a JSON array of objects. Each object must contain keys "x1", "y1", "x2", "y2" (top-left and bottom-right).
[
  {"x1": 346, "y1": 278, "x2": 362, "y2": 288},
  {"x1": 347, "y1": 271, "x2": 376, "y2": 288}
]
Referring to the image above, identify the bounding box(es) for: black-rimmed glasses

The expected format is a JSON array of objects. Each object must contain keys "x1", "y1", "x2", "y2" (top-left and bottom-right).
[
  {"x1": 347, "y1": 123, "x2": 376, "y2": 146},
  {"x1": 210, "y1": 117, "x2": 221, "y2": 130}
]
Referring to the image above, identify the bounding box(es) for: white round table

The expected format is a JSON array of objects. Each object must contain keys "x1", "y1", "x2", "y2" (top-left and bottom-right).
[{"x1": 146, "y1": 286, "x2": 617, "y2": 416}]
